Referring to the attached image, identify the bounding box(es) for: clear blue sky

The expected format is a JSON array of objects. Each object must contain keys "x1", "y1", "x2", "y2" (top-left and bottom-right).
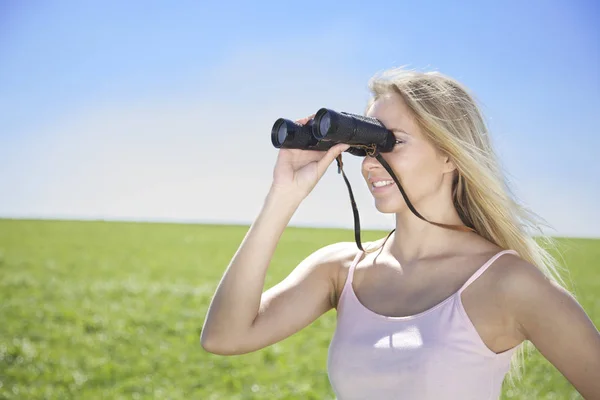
[{"x1": 1, "y1": 1, "x2": 599, "y2": 237}]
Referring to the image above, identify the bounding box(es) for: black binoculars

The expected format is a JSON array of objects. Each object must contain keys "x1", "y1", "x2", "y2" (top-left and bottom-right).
[{"x1": 271, "y1": 108, "x2": 396, "y2": 157}]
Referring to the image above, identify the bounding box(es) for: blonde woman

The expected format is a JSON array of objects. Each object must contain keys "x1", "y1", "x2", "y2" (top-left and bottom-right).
[{"x1": 201, "y1": 68, "x2": 600, "y2": 399}]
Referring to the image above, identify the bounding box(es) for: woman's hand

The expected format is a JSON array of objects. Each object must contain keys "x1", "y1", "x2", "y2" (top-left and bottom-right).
[{"x1": 271, "y1": 115, "x2": 350, "y2": 200}]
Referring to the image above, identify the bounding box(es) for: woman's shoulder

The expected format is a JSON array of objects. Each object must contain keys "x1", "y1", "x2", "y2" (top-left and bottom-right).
[
  {"x1": 313, "y1": 239, "x2": 388, "y2": 308},
  {"x1": 307, "y1": 241, "x2": 361, "y2": 284},
  {"x1": 466, "y1": 241, "x2": 526, "y2": 281},
  {"x1": 302, "y1": 241, "x2": 359, "y2": 270}
]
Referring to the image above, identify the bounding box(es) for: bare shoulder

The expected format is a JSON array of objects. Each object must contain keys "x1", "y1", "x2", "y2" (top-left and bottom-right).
[
  {"x1": 327, "y1": 238, "x2": 391, "y2": 308},
  {"x1": 492, "y1": 253, "x2": 565, "y2": 299},
  {"x1": 300, "y1": 241, "x2": 360, "y2": 307},
  {"x1": 489, "y1": 252, "x2": 573, "y2": 337},
  {"x1": 303, "y1": 241, "x2": 358, "y2": 271},
  {"x1": 491, "y1": 254, "x2": 600, "y2": 398}
]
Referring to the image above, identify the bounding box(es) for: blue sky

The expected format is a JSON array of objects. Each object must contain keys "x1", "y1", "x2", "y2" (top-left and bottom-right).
[{"x1": 1, "y1": 1, "x2": 599, "y2": 237}]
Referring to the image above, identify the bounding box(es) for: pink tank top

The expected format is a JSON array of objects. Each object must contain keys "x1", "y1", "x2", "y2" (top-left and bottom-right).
[{"x1": 327, "y1": 249, "x2": 520, "y2": 400}]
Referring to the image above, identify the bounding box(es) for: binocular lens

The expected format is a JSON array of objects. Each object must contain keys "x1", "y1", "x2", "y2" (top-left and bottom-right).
[
  {"x1": 271, "y1": 118, "x2": 324, "y2": 149},
  {"x1": 313, "y1": 109, "x2": 332, "y2": 140},
  {"x1": 271, "y1": 119, "x2": 288, "y2": 148},
  {"x1": 318, "y1": 113, "x2": 331, "y2": 140},
  {"x1": 277, "y1": 122, "x2": 287, "y2": 146}
]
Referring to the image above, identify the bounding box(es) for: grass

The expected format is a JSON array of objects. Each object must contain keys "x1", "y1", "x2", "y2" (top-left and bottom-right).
[{"x1": 0, "y1": 219, "x2": 598, "y2": 399}]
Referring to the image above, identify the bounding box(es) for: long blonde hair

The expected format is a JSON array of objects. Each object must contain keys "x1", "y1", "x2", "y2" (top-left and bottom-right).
[{"x1": 365, "y1": 66, "x2": 574, "y2": 385}]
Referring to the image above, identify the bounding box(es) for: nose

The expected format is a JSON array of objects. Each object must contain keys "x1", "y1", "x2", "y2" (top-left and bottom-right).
[
  {"x1": 362, "y1": 155, "x2": 381, "y2": 169},
  {"x1": 361, "y1": 153, "x2": 383, "y2": 173}
]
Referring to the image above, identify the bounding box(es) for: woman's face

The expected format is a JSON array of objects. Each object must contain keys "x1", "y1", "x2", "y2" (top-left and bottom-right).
[{"x1": 361, "y1": 92, "x2": 455, "y2": 214}]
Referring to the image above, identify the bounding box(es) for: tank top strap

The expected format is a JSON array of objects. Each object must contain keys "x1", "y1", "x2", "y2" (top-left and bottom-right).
[
  {"x1": 457, "y1": 249, "x2": 519, "y2": 295},
  {"x1": 346, "y1": 250, "x2": 365, "y2": 285}
]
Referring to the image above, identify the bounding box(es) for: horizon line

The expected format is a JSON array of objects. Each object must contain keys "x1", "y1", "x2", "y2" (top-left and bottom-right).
[{"x1": 1, "y1": 215, "x2": 597, "y2": 240}]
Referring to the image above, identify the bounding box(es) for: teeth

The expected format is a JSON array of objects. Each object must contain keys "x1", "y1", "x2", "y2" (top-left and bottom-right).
[{"x1": 373, "y1": 180, "x2": 394, "y2": 188}]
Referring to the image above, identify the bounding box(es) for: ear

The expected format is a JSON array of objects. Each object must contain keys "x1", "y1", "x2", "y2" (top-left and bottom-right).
[{"x1": 441, "y1": 155, "x2": 457, "y2": 174}]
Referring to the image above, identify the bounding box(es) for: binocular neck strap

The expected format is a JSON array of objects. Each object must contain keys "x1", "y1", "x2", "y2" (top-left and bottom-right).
[
  {"x1": 333, "y1": 153, "x2": 474, "y2": 252},
  {"x1": 334, "y1": 155, "x2": 369, "y2": 252}
]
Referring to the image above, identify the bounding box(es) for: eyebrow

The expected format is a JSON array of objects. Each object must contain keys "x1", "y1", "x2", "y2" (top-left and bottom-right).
[{"x1": 391, "y1": 128, "x2": 411, "y2": 135}]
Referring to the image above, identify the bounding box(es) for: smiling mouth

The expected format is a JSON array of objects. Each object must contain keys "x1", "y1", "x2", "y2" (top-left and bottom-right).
[
  {"x1": 371, "y1": 180, "x2": 396, "y2": 191},
  {"x1": 372, "y1": 180, "x2": 394, "y2": 187}
]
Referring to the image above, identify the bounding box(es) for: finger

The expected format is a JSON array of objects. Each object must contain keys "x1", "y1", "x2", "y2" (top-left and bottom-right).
[
  {"x1": 316, "y1": 144, "x2": 351, "y2": 177},
  {"x1": 294, "y1": 114, "x2": 316, "y2": 125}
]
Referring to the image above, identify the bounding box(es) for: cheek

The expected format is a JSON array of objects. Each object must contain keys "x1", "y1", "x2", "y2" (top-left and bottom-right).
[
  {"x1": 393, "y1": 146, "x2": 442, "y2": 187},
  {"x1": 361, "y1": 145, "x2": 441, "y2": 186}
]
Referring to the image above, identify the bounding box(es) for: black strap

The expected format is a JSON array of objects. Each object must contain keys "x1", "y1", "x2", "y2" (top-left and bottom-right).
[
  {"x1": 334, "y1": 155, "x2": 365, "y2": 251},
  {"x1": 334, "y1": 151, "x2": 474, "y2": 252},
  {"x1": 375, "y1": 153, "x2": 474, "y2": 233}
]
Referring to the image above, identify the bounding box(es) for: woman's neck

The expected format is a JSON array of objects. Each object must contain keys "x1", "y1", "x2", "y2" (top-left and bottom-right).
[{"x1": 389, "y1": 202, "x2": 470, "y2": 264}]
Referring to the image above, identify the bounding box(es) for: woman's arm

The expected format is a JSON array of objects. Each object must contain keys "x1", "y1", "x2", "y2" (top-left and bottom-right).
[
  {"x1": 200, "y1": 194, "x2": 351, "y2": 355},
  {"x1": 201, "y1": 140, "x2": 350, "y2": 356},
  {"x1": 501, "y1": 259, "x2": 600, "y2": 399}
]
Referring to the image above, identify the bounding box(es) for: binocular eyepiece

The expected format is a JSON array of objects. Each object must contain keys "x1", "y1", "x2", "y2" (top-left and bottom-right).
[{"x1": 271, "y1": 108, "x2": 396, "y2": 157}]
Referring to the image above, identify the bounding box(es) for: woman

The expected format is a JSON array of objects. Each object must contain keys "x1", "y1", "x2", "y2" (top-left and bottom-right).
[{"x1": 201, "y1": 68, "x2": 600, "y2": 399}]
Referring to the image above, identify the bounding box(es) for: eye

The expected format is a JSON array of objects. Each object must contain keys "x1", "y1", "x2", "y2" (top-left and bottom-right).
[{"x1": 394, "y1": 139, "x2": 405, "y2": 145}]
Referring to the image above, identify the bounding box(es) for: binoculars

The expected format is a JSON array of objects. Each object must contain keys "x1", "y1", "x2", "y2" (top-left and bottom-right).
[{"x1": 271, "y1": 108, "x2": 396, "y2": 157}]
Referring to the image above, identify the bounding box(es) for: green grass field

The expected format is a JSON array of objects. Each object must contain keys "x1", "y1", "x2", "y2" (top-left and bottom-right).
[{"x1": 1, "y1": 219, "x2": 598, "y2": 399}]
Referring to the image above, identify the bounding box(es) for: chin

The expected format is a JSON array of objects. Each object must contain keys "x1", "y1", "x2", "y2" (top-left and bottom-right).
[{"x1": 373, "y1": 197, "x2": 406, "y2": 214}]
